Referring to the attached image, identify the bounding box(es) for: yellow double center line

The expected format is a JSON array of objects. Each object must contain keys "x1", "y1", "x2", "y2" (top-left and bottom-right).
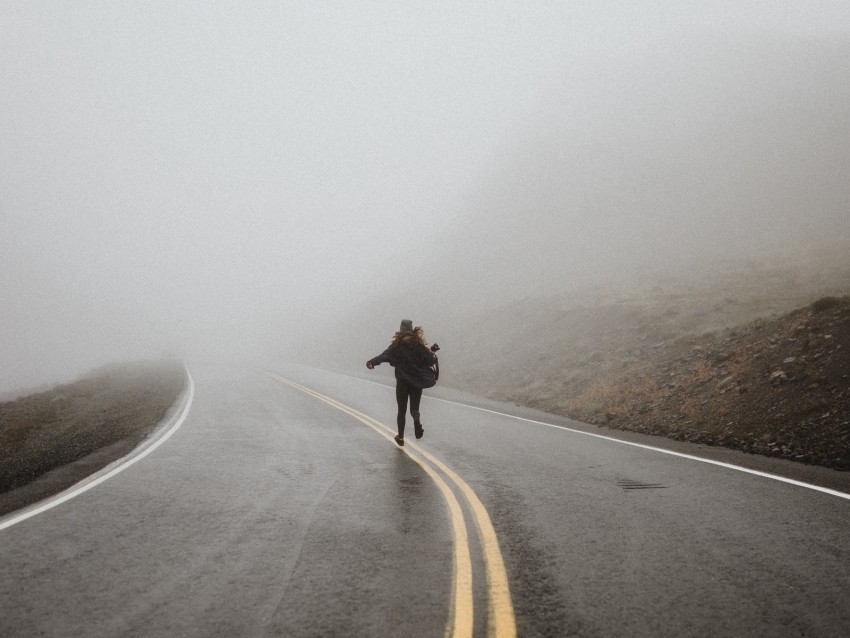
[{"x1": 267, "y1": 372, "x2": 516, "y2": 638}]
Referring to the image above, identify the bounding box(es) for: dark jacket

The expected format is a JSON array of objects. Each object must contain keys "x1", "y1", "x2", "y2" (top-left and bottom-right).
[{"x1": 369, "y1": 337, "x2": 438, "y2": 389}]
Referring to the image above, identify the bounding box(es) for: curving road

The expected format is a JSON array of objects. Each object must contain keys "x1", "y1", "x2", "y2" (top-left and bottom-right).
[{"x1": 1, "y1": 363, "x2": 849, "y2": 637}]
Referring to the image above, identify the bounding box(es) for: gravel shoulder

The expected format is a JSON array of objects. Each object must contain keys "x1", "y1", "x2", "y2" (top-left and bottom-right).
[{"x1": 0, "y1": 360, "x2": 185, "y2": 517}]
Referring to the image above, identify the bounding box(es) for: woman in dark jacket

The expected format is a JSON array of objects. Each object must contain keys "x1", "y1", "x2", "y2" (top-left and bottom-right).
[{"x1": 367, "y1": 319, "x2": 439, "y2": 446}]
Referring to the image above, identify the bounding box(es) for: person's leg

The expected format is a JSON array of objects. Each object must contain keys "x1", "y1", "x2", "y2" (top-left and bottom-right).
[
  {"x1": 410, "y1": 387, "x2": 424, "y2": 438},
  {"x1": 395, "y1": 380, "x2": 410, "y2": 438}
]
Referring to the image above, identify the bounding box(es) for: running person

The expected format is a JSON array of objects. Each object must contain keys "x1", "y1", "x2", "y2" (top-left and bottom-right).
[{"x1": 367, "y1": 319, "x2": 439, "y2": 446}]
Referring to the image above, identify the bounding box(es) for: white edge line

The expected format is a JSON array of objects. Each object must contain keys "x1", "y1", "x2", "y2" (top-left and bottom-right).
[
  {"x1": 348, "y1": 373, "x2": 850, "y2": 501},
  {"x1": 0, "y1": 363, "x2": 196, "y2": 532}
]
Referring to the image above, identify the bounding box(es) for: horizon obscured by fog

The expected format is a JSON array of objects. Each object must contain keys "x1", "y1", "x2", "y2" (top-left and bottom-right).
[{"x1": 3, "y1": 3, "x2": 850, "y2": 393}]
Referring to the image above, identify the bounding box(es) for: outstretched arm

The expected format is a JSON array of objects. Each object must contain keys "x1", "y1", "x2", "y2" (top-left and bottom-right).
[{"x1": 367, "y1": 347, "x2": 392, "y2": 370}]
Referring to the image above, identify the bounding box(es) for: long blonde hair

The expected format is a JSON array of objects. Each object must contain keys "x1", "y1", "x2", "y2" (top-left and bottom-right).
[{"x1": 391, "y1": 326, "x2": 427, "y2": 348}]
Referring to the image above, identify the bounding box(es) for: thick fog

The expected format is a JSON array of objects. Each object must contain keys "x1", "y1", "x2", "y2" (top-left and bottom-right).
[{"x1": 3, "y1": 2, "x2": 850, "y2": 393}]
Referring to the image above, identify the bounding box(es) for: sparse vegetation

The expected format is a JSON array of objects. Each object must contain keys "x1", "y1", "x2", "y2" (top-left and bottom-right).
[
  {"x1": 0, "y1": 360, "x2": 184, "y2": 516},
  {"x1": 812, "y1": 296, "x2": 841, "y2": 313}
]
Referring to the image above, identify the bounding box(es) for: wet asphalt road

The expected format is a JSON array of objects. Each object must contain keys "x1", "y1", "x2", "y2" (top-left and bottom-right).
[{"x1": 1, "y1": 363, "x2": 849, "y2": 637}]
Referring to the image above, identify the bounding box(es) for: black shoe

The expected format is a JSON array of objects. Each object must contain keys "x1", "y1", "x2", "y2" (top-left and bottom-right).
[
  {"x1": 414, "y1": 422, "x2": 424, "y2": 439},
  {"x1": 394, "y1": 435, "x2": 404, "y2": 447}
]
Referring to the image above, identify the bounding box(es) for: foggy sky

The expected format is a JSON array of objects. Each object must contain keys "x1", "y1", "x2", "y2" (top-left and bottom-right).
[{"x1": 3, "y1": 2, "x2": 850, "y2": 392}]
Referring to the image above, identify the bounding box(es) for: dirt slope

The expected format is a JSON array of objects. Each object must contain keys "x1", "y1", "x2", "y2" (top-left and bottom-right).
[
  {"x1": 447, "y1": 296, "x2": 850, "y2": 470},
  {"x1": 0, "y1": 360, "x2": 184, "y2": 516},
  {"x1": 441, "y1": 241, "x2": 850, "y2": 470},
  {"x1": 558, "y1": 297, "x2": 850, "y2": 469}
]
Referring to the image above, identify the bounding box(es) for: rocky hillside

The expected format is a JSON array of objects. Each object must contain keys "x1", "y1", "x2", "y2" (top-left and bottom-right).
[
  {"x1": 559, "y1": 297, "x2": 850, "y2": 470},
  {"x1": 445, "y1": 288, "x2": 850, "y2": 470}
]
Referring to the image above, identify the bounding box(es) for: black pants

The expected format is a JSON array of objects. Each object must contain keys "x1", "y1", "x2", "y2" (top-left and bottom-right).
[{"x1": 395, "y1": 378, "x2": 422, "y2": 437}]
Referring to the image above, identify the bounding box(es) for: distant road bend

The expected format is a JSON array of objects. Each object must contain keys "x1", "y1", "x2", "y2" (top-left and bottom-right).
[{"x1": 1, "y1": 363, "x2": 849, "y2": 637}]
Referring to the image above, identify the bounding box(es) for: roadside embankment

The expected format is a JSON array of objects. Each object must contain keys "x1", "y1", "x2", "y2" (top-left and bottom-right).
[
  {"x1": 0, "y1": 360, "x2": 185, "y2": 516},
  {"x1": 446, "y1": 291, "x2": 850, "y2": 471},
  {"x1": 559, "y1": 297, "x2": 850, "y2": 470}
]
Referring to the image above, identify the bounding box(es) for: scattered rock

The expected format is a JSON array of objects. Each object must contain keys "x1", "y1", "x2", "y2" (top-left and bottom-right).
[
  {"x1": 717, "y1": 376, "x2": 735, "y2": 389},
  {"x1": 551, "y1": 296, "x2": 850, "y2": 470},
  {"x1": 456, "y1": 293, "x2": 850, "y2": 471}
]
